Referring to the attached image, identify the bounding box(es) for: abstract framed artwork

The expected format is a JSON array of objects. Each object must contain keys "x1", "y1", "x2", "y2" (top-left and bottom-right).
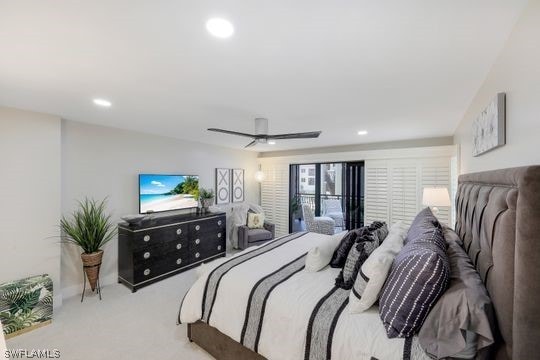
[
  {"x1": 215, "y1": 168, "x2": 231, "y2": 204},
  {"x1": 231, "y1": 169, "x2": 245, "y2": 203},
  {"x1": 472, "y1": 92, "x2": 506, "y2": 157}
]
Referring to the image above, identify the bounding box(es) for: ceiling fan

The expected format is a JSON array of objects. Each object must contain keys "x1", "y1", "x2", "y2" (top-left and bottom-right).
[{"x1": 208, "y1": 118, "x2": 322, "y2": 148}]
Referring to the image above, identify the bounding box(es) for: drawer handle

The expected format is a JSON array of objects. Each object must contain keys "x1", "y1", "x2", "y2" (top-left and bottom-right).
[
  {"x1": 176, "y1": 228, "x2": 182, "y2": 235},
  {"x1": 195, "y1": 252, "x2": 200, "y2": 258},
  {"x1": 218, "y1": 220, "x2": 222, "y2": 226},
  {"x1": 143, "y1": 252, "x2": 150, "y2": 259},
  {"x1": 195, "y1": 238, "x2": 200, "y2": 245},
  {"x1": 195, "y1": 225, "x2": 200, "y2": 231},
  {"x1": 217, "y1": 233, "x2": 222, "y2": 238},
  {"x1": 176, "y1": 243, "x2": 182, "y2": 250},
  {"x1": 176, "y1": 258, "x2": 182, "y2": 265},
  {"x1": 143, "y1": 235, "x2": 150, "y2": 242},
  {"x1": 217, "y1": 245, "x2": 222, "y2": 251},
  {"x1": 144, "y1": 269, "x2": 151, "y2": 276}
]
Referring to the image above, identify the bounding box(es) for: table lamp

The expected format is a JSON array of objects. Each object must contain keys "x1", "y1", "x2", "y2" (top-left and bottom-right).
[{"x1": 422, "y1": 187, "x2": 451, "y2": 216}]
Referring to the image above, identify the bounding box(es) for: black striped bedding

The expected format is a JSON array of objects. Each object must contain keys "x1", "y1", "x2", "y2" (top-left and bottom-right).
[{"x1": 178, "y1": 232, "x2": 431, "y2": 360}]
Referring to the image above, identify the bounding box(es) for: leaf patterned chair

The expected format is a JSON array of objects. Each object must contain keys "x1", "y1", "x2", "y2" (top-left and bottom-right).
[
  {"x1": 0, "y1": 275, "x2": 53, "y2": 338},
  {"x1": 301, "y1": 203, "x2": 335, "y2": 235}
]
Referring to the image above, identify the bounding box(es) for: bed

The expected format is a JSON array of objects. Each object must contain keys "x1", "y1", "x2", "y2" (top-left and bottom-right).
[{"x1": 178, "y1": 166, "x2": 540, "y2": 360}]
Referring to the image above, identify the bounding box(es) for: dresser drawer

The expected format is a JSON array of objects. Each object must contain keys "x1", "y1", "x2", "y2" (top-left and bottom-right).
[
  {"x1": 190, "y1": 234, "x2": 226, "y2": 262},
  {"x1": 133, "y1": 237, "x2": 188, "y2": 264},
  {"x1": 132, "y1": 223, "x2": 188, "y2": 249},
  {"x1": 189, "y1": 217, "x2": 225, "y2": 236},
  {"x1": 190, "y1": 229, "x2": 225, "y2": 250},
  {"x1": 133, "y1": 251, "x2": 190, "y2": 283}
]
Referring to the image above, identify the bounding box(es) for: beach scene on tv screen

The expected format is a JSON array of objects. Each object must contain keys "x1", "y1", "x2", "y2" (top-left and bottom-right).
[{"x1": 140, "y1": 175, "x2": 199, "y2": 213}]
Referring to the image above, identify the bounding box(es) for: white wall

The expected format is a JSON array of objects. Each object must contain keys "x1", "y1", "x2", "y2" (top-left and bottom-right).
[
  {"x1": 61, "y1": 120, "x2": 259, "y2": 298},
  {"x1": 454, "y1": 0, "x2": 540, "y2": 173},
  {"x1": 0, "y1": 107, "x2": 62, "y2": 305}
]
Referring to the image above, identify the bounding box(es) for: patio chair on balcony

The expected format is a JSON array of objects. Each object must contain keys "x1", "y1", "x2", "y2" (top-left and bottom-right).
[
  {"x1": 322, "y1": 199, "x2": 344, "y2": 228},
  {"x1": 301, "y1": 203, "x2": 335, "y2": 235}
]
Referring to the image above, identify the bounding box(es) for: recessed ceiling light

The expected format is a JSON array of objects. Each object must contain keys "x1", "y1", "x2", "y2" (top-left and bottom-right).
[
  {"x1": 206, "y1": 18, "x2": 234, "y2": 38},
  {"x1": 93, "y1": 98, "x2": 112, "y2": 107},
  {"x1": 357, "y1": 130, "x2": 368, "y2": 135},
  {"x1": 268, "y1": 140, "x2": 276, "y2": 145}
]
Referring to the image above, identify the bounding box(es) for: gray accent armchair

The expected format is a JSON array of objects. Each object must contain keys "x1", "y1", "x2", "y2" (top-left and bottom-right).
[
  {"x1": 237, "y1": 222, "x2": 275, "y2": 250},
  {"x1": 302, "y1": 203, "x2": 335, "y2": 235},
  {"x1": 322, "y1": 199, "x2": 345, "y2": 228}
]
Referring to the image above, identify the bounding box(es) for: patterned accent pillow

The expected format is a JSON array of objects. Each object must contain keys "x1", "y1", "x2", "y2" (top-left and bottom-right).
[
  {"x1": 335, "y1": 222, "x2": 388, "y2": 289},
  {"x1": 330, "y1": 221, "x2": 388, "y2": 268},
  {"x1": 379, "y1": 221, "x2": 450, "y2": 338},
  {"x1": 247, "y1": 213, "x2": 265, "y2": 229},
  {"x1": 329, "y1": 230, "x2": 359, "y2": 268},
  {"x1": 405, "y1": 207, "x2": 440, "y2": 245}
]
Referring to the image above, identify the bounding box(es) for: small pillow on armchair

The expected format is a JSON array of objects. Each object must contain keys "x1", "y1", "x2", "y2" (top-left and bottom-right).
[{"x1": 247, "y1": 213, "x2": 265, "y2": 229}]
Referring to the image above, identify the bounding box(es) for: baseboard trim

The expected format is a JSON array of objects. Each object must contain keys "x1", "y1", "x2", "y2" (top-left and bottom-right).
[{"x1": 60, "y1": 272, "x2": 117, "y2": 300}]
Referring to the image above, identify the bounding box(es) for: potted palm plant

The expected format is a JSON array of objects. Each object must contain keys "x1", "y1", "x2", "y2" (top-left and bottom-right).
[
  {"x1": 198, "y1": 188, "x2": 215, "y2": 213},
  {"x1": 60, "y1": 198, "x2": 116, "y2": 295}
]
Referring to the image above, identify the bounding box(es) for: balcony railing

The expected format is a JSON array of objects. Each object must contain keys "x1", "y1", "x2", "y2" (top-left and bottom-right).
[{"x1": 297, "y1": 194, "x2": 342, "y2": 211}]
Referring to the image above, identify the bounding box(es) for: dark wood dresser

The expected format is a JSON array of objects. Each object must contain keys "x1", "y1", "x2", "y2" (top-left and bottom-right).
[{"x1": 117, "y1": 212, "x2": 226, "y2": 292}]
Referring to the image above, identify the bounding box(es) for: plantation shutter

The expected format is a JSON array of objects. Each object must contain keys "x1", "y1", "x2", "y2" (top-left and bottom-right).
[
  {"x1": 261, "y1": 163, "x2": 289, "y2": 237},
  {"x1": 364, "y1": 163, "x2": 390, "y2": 224},
  {"x1": 365, "y1": 158, "x2": 452, "y2": 226},
  {"x1": 390, "y1": 164, "x2": 418, "y2": 226},
  {"x1": 421, "y1": 162, "x2": 451, "y2": 225}
]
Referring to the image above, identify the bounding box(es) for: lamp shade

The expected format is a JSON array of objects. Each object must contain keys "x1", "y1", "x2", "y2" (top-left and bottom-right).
[
  {"x1": 254, "y1": 170, "x2": 266, "y2": 182},
  {"x1": 422, "y1": 187, "x2": 451, "y2": 207}
]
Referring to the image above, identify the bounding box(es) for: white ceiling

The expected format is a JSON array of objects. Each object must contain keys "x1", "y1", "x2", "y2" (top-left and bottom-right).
[{"x1": 0, "y1": 0, "x2": 527, "y2": 152}]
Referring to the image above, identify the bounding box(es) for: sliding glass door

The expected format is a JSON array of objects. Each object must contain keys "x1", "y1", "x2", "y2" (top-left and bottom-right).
[{"x1": 289, "y1": 162, "x2": 364, "y2": 233}]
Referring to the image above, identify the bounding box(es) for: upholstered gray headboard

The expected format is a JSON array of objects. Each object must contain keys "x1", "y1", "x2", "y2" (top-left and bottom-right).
[{"x1": 455, "y1": 166, "x2": 540, "y2": 360}]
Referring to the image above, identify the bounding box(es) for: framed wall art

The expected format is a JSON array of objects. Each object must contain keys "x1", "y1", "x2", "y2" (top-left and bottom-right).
[
  {"x1": 231, "y1": 169, "x2": 245, "y2": 203},
  {"x1": 215, "y1": 168, "x2": 231, "y2": 204},
  {"x1": 472, "y1": 92, "x2": 506, "y2": 157}
]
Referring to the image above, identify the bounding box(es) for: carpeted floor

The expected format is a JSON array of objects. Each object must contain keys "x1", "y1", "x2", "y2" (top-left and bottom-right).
[{"x1": 6, "y1": 268, "x2": 213, "y2": 360}]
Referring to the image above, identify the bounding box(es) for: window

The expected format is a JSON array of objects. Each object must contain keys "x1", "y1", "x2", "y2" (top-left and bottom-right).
[
  {"x1": 298, "y1": 165, "x2": 316, "y2": 194},
  {"x1": 289, "y1": 162, "x2": 365, "y2": 233},
  {"x1": 321, "y1": 163, "x2": 342, "y2": 196}
]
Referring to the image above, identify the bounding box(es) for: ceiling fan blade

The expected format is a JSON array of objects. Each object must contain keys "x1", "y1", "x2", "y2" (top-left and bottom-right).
[
  {"x1": 208, "y1": 128, "x2": 257, "y2": 138},
  {"x1": 244, "y1": 140, "x2": 258, "y2": 148},
  {"x1": 266, "y1": 131, "x2": 322, "y2": 139}
]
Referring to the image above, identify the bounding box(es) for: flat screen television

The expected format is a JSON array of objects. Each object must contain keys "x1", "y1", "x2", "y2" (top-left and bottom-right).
[{"x1": 139, "y1": 174, "x2": 199, "y2": 214}]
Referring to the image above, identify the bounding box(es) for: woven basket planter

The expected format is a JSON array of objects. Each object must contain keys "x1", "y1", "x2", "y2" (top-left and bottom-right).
[{"x1": 81, "y1": 250, "x2": 103, "y2": 291}]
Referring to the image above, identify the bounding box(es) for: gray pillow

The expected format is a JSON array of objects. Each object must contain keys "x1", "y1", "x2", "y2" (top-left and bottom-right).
[
  {"x1": 405, "y1": 207, "x2": 440, "y2": 245},
  {"x1": 419, "y1": 227, "x2": 495, "y2": 359}
]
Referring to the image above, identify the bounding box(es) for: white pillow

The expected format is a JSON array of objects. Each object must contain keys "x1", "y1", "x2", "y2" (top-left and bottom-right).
[
  {"x1": 247, "y1": 212, "x2": 265, "y2": 229},
  {"x1": 305, "y1": 231, "x2": 347, "y2": 272},
  {"x1": 349, "y1": 221, "x2": 408, "y2": 313}
]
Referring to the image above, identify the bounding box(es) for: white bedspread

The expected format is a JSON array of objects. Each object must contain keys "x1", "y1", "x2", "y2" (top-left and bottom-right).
[{"x1": 179, "y1": 232, "x2": 430, "y2": 360}]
